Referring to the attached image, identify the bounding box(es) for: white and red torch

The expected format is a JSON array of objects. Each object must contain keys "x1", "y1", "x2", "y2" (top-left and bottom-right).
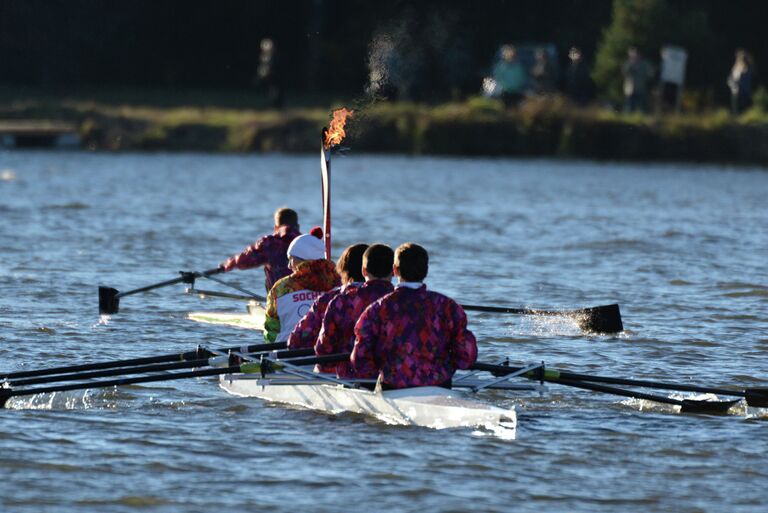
[{"x1": 320, "y1": 108, "x2": 353, "y2": 260}]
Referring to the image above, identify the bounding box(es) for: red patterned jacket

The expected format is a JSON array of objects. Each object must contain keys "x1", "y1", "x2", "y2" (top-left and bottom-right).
[
  {"x1": 351, "y1": 284, "x2": 477, "y2": 389},
  {"x1": 220, "y1": 225, "x2": 301, "y2": 292},
  {"x1": 315, "y1": 279, "x2": 394, "y2": 376},
  {"x1": 286, "y1": 283, "x2": 361, "y2": 350}
]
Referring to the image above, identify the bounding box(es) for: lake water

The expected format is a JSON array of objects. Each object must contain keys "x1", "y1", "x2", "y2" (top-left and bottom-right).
[{"x1": 1, "y1": 150, "x2": 767, "y2": 513}]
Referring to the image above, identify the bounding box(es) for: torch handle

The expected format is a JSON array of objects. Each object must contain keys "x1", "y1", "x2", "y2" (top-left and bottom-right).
[{"x1": 320, "y1": 138, "x2": 332, "y2": 260}]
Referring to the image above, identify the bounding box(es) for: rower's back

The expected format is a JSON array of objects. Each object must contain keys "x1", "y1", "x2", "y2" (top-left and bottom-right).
[{"x1": 351, "y1": 243, "x2": 477, "y2": 389}]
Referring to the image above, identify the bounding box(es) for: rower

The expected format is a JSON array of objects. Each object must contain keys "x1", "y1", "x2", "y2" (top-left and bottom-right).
[
  {"x1": 218, "y1": 207, "x2": 302, "y2": 292},
  {"x1": 263, "y1": 230, "x2": 340, "y2": 343},
  {"x1": 351, "y1": 243, "x2": 477, "y2": 389},
  {"x1": 287, "y1": 243, "x2": 368, "y2": 350},
  {"x1": 316, "y1": 244, "x2": 394, "y2": 377}
]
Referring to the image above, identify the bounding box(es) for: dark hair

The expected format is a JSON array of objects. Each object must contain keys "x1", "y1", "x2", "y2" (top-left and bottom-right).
[
  {"x1": 336, "y1": 243, "x2": 368, "y2": 283},
  {"x1": 274, "y1": 207, "x2": 298, "y2": 227},
  {"x1": 394, "y1": 243, "x2": 428, "y2": 282},
  {"x1": 363, "y1": 244, "x2": 394, "y2": 279}
]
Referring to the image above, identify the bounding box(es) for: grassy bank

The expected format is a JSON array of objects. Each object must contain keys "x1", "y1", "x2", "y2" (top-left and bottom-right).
[{"x1": 2, "y1": 88, "x2": 767, "y2": 163}]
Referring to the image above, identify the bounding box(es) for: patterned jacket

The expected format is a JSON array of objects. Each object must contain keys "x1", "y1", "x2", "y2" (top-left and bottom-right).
[
  {"x1": 221, "y1": 225, "x2": 301, "y2": 292},
  {"x1": 351, "y1": 284, "x2": 477, "y2": 389},
  {"x1": 264, "y1": 259, "x2": 340, "y2": 343},
  {"x1": 316, "y1": 280, "x2": 394, "y2": 376},
  {"x1": 286, "y1": 283, "x2": 361, "y2": 350}
]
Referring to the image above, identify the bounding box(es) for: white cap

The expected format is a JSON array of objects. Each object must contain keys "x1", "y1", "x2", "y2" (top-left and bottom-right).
[{"x1": 287, "y1": 233, "x2": 325, "y2": 261}]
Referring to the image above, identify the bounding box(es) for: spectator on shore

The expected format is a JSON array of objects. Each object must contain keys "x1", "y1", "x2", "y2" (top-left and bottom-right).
[
  {"x1": 257, "y1": 38, "x2": 283, "y2": 109},
  {"x1": 659, "y1": 47, "x2": 681, "y2": 113},
  {"x1": 622, "y1": 47, "x2": 655, "y2": 113},
  {"x1": 565, "y1": 47, "x2": 593, "y2": 106},
  {"x1": 727, "y1": 49, "x2": 754, "y2": 115},
  {"x1": 531, "y1": 48, "x2": 557, "y2": 94},
  {"x1": 492, "y1": 45, "x2": 528, "y2": 107}
]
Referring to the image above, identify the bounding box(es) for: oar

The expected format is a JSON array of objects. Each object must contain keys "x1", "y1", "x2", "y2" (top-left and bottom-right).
[
  {"x1": 99, "y1": 267, "x2": 222, "y2": 314},
  {"x1": 531, "y1": 367, "x2": 767, "y2": 406},
  {"x1": 472, "y1": 361, "x2": 768, "y2": 408},
  {"x1": 554, "y1": 377, "x2": 741, "y2": 413},
  {"x1": 471, "y1": 362, "x2": 742, "y2": 413},
  {"x1": 461, "y1": 303, "x2": 623, "y2": 334},
  {"x1": 197, "y1": 274, "x2": 266, "y2": 302},
  {"x1": 0, "y1": 365, "x2": 246, "y2": 408},
  {"x1": 6, "y1": 348, "x2": 315, "y2": 387},
  {"x1": 186, "y1": 288, "x2": 256, "y2": 302},
  {"x1": 0, "y1": 341, "x2": 287, "y2": 381},
  {"x1": 0, "y1": 352, "x2": 351, "y2": 409}
]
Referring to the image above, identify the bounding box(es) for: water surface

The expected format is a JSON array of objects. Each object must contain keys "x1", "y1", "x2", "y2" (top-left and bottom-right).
[{"x1": 1, "y1": 151, "x2": 767, "y2": 512}]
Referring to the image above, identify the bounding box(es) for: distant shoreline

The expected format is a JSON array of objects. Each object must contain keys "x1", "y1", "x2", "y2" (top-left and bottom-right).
[{"x1": 2, "y1": 93, "x2": 767, "y2": 164}]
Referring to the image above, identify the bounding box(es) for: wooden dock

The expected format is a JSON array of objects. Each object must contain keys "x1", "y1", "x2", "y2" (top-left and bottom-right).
[{"x1": 0, "y1": 121, "x2": 80, "y2": 148}]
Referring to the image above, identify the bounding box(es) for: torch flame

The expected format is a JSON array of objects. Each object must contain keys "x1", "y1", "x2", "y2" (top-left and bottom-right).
[{"x1": 323, "y1": 108, "x2": 353, "y2": 149}]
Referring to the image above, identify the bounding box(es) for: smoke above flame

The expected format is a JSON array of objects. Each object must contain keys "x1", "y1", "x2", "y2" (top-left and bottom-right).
[{"x1": 323, "y1": 108, "x2": 353, "y2": 149}]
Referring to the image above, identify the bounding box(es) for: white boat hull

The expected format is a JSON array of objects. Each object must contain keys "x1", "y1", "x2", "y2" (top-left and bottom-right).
[{"x1": 219, "y1": 373, "x2": 517, "y2": 430}]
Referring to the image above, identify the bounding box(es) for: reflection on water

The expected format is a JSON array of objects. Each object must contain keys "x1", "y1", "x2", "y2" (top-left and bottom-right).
[{"x1": 1, "y1": 151, "x2": 767, "y2": 512}]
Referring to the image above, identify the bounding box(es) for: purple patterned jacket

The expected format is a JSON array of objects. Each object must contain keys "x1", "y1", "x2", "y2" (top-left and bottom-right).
[
  {"x1": 220, "y1": 225, "x2": 301, "y2": 292},
  {"x1": 351, "y1": 284, "x2": 477, "y2": 389},
  {"x1": 287, "y1": 283, "x2": 359, "y2": 350},
  {"x1": 315, "y1": 279, "x2": 394, "y2": 376}
]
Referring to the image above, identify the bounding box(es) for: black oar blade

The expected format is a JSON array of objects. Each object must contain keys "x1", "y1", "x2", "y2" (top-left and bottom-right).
[
  {"x1": 578, "y1": 304, "x2": 623, "y2": 334},
  {"x1": 744, "y1": 388, "x2": 768, "y2": 408},
  {"x1": 680, "y1": 398, "x2": 740, "y2": 414},
  {"x1": 98, "y1": 286, "x2": 120, "y2": 314}
]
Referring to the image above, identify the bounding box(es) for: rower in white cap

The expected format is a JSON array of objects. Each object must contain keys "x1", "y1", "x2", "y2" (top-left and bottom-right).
[{"x1": 263, "y1": 228, "x2": 341, "y2": 343}]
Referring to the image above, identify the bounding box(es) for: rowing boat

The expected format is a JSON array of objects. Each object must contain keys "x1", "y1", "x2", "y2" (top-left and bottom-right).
[
  {"x1": 219, "y1": 372, "x2": 524, "y2": 430},
  {"x1": 214, "y1": 349, "x2": 545, "y2": 430}
]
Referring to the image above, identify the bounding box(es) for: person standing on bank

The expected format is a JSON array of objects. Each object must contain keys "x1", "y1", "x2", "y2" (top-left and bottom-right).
[
  {"x1": 728, "y1": 49, "x2": 754, "y2": 115},
  {"x1": 622, "y1": 47, "x2": 655, "y2": 113},
  {"x1": 219, "y1": 207, "x2": 301, "y2": 292},
  {"x1": 493, "y1": 45, "x2": 528, "y2": 107},
  {"x1": 351, "y1": 243, "x2": 477, "y2": 389}
]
